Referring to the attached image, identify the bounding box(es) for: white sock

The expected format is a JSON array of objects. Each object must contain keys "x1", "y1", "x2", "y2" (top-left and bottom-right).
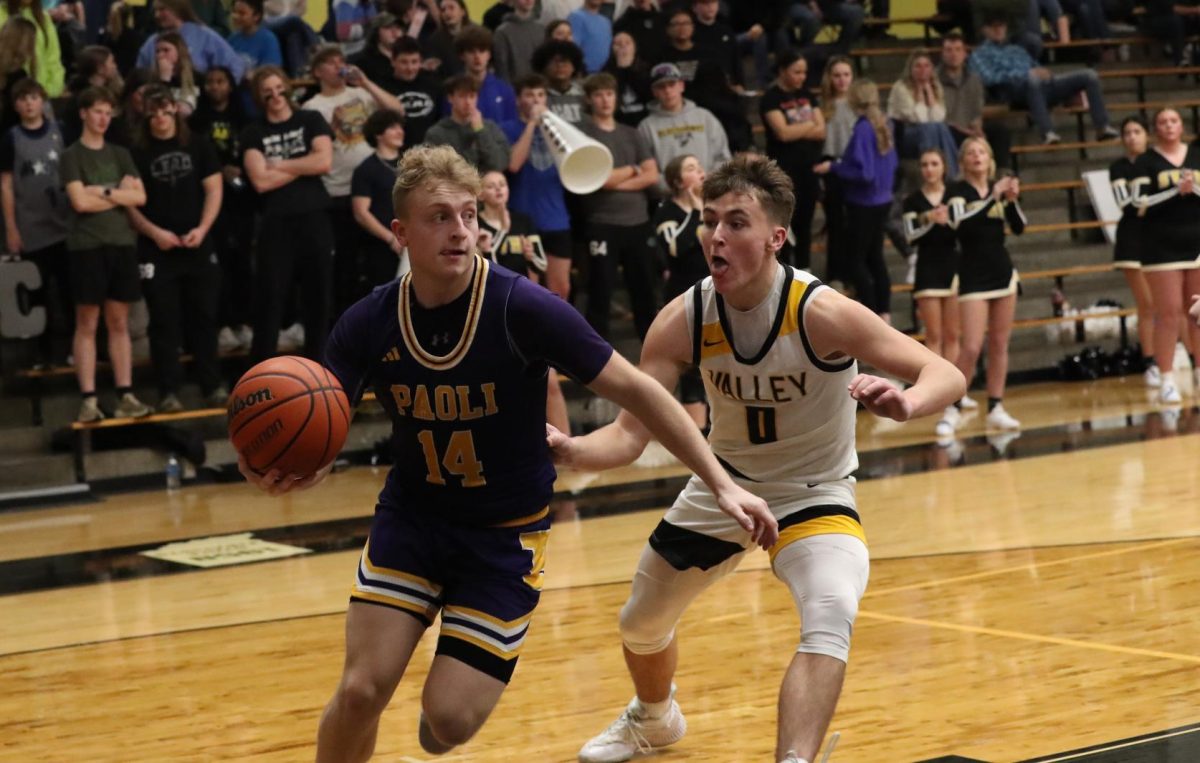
[
  {"x1": 779, "y1": 753, "x2": 808, "y2": 763},
  {"x1": 1162, "y1": 371, "x2": 1177, "y2": 387},
  {"x1": 634, "y1": 695, "x2": 672, "y2": 719}
]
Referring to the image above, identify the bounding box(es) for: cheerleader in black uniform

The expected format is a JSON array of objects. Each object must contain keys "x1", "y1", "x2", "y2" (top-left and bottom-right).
[
  {"x1": 653, "y1": 154, "x2": 709, "y2": 428},
  {"x1": 1109, "y1": 116, "x2": 1159, "y2": 388},
  {"x1": 903, "y1": 149, "x2": 962, "y2": 435},
  {"x1": 947, "y1": 137, "x2": 1025, "y2": 430},
  {"x1": 477, "y1": 170, "x2": 568, "y2": 434},
  {"x1": 1134, "y1": 108, "x2": 1200, "y2": 404},
  {"x1": 479, "y1": 170, "x2": 549, "y2": 281}
]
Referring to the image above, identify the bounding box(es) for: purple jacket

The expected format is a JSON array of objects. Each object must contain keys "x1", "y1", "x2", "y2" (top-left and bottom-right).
[{"x1": 832, "y1": 116, "x2": 897, "y2": 207}]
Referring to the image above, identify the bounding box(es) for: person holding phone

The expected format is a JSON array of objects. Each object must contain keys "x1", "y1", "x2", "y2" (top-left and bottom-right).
[{"x1": 303, "y1": 44, "x2": 404, "y2": 313}]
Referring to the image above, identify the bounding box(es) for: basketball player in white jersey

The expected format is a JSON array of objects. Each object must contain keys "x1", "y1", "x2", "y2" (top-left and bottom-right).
[{"x1": 549, "y1": 154, "x2": 965, "y2": 763}]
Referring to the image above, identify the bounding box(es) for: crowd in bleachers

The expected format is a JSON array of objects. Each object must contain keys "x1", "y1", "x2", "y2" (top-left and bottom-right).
[{"x1": 2, "y1": 0, "x2": 1199, "y2": 431}]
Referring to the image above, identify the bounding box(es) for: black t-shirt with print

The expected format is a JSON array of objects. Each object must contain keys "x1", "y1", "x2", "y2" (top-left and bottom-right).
[
  {"x1": 380, "y1": 70, "x2": 444, "y2": 146},
  {"x1": 239, "y1": 109, "x2": 333, "y2": 217},
  {"x1": 759, "y1": 86, "x2": 822, "y2": 172},
  {"x1": 350, "y1": 151, "x2": 400, "y2": 230},
  {"x1": 132, "y1": 134, "x2": 222, "y2": 248}
]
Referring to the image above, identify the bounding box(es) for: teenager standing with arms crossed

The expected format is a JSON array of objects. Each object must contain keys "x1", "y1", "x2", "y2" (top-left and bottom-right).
[{"x1": 240, "y1": 66, "x2": 334, "y2": 363}]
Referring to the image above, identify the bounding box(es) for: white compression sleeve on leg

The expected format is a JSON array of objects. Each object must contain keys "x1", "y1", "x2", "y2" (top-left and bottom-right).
[
  {"x1": 619, "y1": 543, "x2": 745, "y2": 655},
  {"x1": 772, "y1": 534, "x2": 870, "y2": 663}
]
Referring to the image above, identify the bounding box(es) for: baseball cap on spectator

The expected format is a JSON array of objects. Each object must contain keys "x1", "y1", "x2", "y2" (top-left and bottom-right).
[
  {"x1": 651, "y1": 63, "x2": 683, "y2": 87},
  {"x1": 374, "y1": 12, "x2": 402, "y2": 29}
]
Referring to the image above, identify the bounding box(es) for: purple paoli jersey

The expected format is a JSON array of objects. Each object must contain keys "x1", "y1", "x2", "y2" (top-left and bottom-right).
[{"x1": 325, "y1": 257, "x2": 613, "y2": 525}]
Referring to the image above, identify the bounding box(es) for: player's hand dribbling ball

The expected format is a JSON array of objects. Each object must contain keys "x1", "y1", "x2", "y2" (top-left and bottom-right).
[{"x1": 228, "y1": 356, "x2": 351, "y2": 479}]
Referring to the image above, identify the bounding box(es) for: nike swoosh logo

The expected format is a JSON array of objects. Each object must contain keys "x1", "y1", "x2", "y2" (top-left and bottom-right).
[{"x1": 703, "y1": 338, "x2": 724, "y2": 347}]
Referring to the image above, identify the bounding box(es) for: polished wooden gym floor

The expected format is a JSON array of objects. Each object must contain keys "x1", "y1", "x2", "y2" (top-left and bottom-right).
[{"x1": 2, "y1": 375, "x2": 1199, "y2": 762}]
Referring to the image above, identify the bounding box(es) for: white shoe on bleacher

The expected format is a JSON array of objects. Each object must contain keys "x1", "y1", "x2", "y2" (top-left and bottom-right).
[
  {"x1": 277, "y1": 323, "x2": 305, "y2": 352},
  {"x1": 218, "y1": 326, "x2": 240, "y2": 353}
]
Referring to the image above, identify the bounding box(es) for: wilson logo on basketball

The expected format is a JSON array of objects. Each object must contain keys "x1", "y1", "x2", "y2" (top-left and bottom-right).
[{"x1": 229, "y1": 387, "x2": 274, "y2": 417}]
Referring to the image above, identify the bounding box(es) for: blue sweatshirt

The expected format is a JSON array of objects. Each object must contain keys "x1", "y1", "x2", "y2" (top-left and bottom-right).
[{"x1": 832, "y1": 116, "x2": 897, "y2": 207}]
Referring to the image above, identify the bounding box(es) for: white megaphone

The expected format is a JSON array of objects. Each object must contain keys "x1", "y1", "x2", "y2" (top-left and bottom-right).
[{"x1": 539, "y1": 110, "x2": 613, "y2": 195}]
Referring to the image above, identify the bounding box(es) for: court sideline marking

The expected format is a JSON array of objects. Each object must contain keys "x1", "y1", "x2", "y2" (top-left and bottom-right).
[
  {"x1": 865, "y1": 537, "x2": 1194, "y2": 598},
  {"x1": 856, "y1": 610, "x2": 1200, "y2": 665}
]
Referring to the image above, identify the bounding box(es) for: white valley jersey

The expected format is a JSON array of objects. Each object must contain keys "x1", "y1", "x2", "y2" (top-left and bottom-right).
[{"x1": 684, "y1": 266, "x2": 859, "y2": 485}]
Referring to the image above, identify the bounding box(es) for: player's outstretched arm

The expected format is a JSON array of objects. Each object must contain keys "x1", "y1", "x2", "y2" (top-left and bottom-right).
[
  {"x1": 573, "y1": 298, "x2": 777, "y2": 547},
  {"x1": 549, "y1": 297, "x2": 695, "y2": 471},
  {"x1": 806, "y1": 289, "x2": 965, "y2": 421}
]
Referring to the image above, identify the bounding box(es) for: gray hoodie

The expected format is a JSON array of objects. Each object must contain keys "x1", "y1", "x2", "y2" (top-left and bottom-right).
[
  {"x1": 637, "y1": 99, "x2": 731, "y2": 192},
  {"x1": 493, "y1": 14, "x2": 546, "y2": 83}
]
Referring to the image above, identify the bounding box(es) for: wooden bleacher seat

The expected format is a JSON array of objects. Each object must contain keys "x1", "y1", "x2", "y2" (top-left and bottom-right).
[{"x1": 14, "y1": 349, "x2": 248, "y2": 426}]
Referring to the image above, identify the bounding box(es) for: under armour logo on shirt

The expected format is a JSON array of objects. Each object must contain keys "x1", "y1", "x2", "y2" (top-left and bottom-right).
[{"x1": 429, "y1": 332, "x2": 453, "y2": 348}]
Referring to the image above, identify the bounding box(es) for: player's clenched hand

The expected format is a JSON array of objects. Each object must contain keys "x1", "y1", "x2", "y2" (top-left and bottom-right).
[
  {"x1": 238, "y1": 453, "x2": 331, "y2": 496},
  {"x1": 716, "y1": 485, "x2": 778, "y2": 549},
  {"x1": 849, "y1": 373, "x2": 913, "y2": 422},
  {"x1": 545, "y1": 423, "x2": 574, "y2": 467}
]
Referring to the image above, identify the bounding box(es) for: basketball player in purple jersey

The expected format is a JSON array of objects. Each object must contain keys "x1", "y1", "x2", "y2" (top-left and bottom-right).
[{"x1": 238, "y1": 144, "x2": 775, "y2": 761}]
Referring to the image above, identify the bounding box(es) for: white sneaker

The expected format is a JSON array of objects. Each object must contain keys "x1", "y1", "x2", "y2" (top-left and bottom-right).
[
  {"x1": 1144, "y1": 365, "x2": 1162, "y2": 388},
  {"x1": 986, "y1": 403, "x2": 1020, "y2": 430},
  {"x1": 934, "y1": 405, "x2": 960, "y2": 436},
  {"x1": 276, "y1": 322, "x2": 305, "y2": 352},
  {"x1": 217, "y1": 326, "x2": 240, "y2": 353},
  {"x1": 578, "y1": 693, "x2": 687, "y2": 763},
  {"x1": 234, "y1": 324, "x2": 253, "y2": 351},
  {"x1": 958, "y1": 395, "x2": 979, "y2": 410},
  {"x1": 1044, "y1": 131, "x2": 1063, "y2": 145},
  {"x1": 1159, "y1": 380, "x2": 1181, "y2": 405}
]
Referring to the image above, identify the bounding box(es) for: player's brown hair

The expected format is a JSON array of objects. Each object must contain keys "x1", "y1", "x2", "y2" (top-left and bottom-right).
[
  {"x1": 702, "y1": 154, "x2": 795, "y2": 229},
  {"x1": 392, "y1": 144, "x2": 482, "y2": 219}
]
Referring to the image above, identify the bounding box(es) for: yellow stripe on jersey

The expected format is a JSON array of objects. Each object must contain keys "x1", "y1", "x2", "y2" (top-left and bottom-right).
[
  {"x1": 767, "y1": 514, "x2": 867, "y2": 564},
  {"x1": 398, "y1": 255, "x2": 489, "y2": 371},
  {"x1": 698, "y1": 321, "x2": 732, "y2": 360},
  {"x1": 778, "y1": 279, "x2": 811, "y2": 338},
  {"x1": 491, "y1": 506, "x2": 550, "y2": 527},
  {"x1": 700, "y1": 278, "x2": 813, "y2": 361}
]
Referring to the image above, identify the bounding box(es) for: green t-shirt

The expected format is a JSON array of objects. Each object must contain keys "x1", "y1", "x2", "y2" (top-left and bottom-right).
[{"x1": 59, "y1": 141, "x2": 140, "y2": 251}]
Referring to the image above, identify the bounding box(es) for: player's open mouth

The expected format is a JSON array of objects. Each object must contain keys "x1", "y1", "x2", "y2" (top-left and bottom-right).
[
  {"x1": 710, "y1": 255, "x2": 729, "y2": 276},
  {"x1": 441, "y1": 248, "x2": 468, "y2": 257}
]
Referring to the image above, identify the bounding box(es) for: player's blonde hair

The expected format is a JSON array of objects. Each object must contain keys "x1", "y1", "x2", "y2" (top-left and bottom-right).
[
  {"x1": 392, "y1": 145, "x2": 483, "y2": 219},
  {"x1": 702, "y1": 154, "x2": 795, "y2": 229}
]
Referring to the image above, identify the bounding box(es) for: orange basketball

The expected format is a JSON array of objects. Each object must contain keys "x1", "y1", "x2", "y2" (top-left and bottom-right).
[{"x1": 227, "y1": 356, "x2": 351, "y2": 477}]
